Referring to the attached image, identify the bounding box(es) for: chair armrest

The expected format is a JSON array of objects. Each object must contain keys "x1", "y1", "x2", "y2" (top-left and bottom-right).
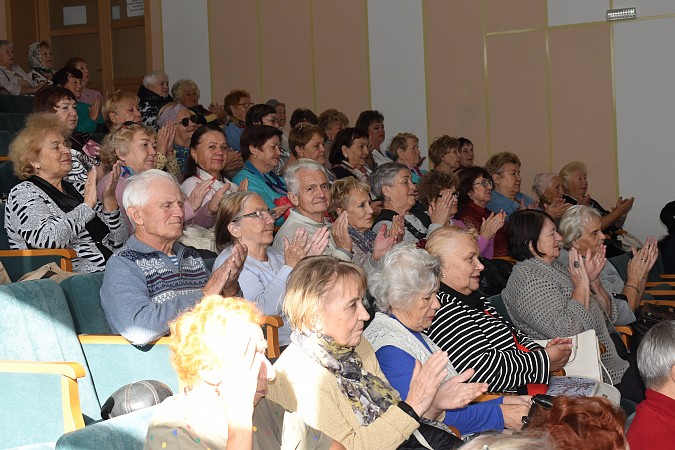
[
  {"x1": 0, "y1": 248, "x2": 77, "y2": 272},
  {"x1": 78, "y1": 334, "x2": 171, "y2": 346},
  {"x1": 262, "y1": 315, "x2": 283, "y2": 359},
  {"x1": 0, "y1": 360, "x2": 86, "y2": 432},
  {"x1": 641, "y1": 299, "x2": 675, "y2": 307},
  {"x1": 645, "y1": 281, "x2": 675, "y2": 287},
  {"x1": 615, "y1": 325, "x2": 633, "y2": 349},
  {"x1": 492, "y1": 256, "x2": 516, "y2": 264},
  {"x1": 660, "y1": 274, "x2": 675, "y2": 280}
]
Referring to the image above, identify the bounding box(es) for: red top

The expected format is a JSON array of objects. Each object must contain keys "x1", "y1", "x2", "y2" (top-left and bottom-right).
[
  {"x1": 626, "y1": 389, "x2": 675, "y2": 450},
  {"x1": 456, "y1": 201, "x2": 508, "y2": 257}
]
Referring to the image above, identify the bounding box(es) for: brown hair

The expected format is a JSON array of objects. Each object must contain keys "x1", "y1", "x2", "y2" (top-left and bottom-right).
[{"x1": 428, "y1": 135, "x2": 460, "y2": 165}]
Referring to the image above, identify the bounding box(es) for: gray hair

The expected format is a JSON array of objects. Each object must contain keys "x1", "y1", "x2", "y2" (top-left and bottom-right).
[
  {"x1": 532, "y1": 173, "x2": 557, "y2": 199},
  {"x1": 368, "y1": 243, "x2": 441, "y2": 313},
  {"x1": 123, "y1": 169, "x2": 179, "y2": 212},
  {"x1": 459, "y1": 432, "x2": 551, "y2": 450},
  {"x1": 143, "y1": 70, "x2": 168, "y2": 89},
  {"x1": 558, "y1": 205, "x2": 601, "y2": 250},
  {"x1": 171, "y1": 79, "x2": 200, "y2": 101},
  {"x1": 637, "y1": 320, "x2": 675, "y2": 390},
  {"x1": 283, "y1": 158, "x2": 328, "y2": 196},
  {"x1": 559, "y1": 160, "x2": 587, "y2": 182},
  {"x1": 370, "y1": 162, "x2": 408, "y2": 200}
]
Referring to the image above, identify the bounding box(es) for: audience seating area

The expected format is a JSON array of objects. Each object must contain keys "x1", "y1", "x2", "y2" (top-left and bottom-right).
[{"x1": 0, "y1": 273, "x2": 282, "y2": 449}]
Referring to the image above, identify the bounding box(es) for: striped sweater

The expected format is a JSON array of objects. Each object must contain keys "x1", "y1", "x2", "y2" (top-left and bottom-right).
[{"x1": 425, "y1": 284, "x2": 549, "y2": 392}]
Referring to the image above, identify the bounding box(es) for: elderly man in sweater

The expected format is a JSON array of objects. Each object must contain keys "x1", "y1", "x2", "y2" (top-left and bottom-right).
[{"x1": 100, "y1": 169, "x2": 245, "y2": 345}]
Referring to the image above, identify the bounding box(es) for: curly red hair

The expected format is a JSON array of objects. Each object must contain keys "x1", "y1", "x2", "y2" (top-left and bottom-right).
[{"x1": 526, "y1": 396, "x2": 626, "y2": 450}]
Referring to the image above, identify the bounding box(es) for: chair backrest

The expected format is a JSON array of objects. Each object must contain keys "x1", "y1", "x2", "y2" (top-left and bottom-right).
[
  {"x1": 0, "y1": 95, "x2": 34, "y2": 114},
  {"x1": 0, "y1": 130, "x2": 11, "y2": 160},
  {"x1": 60, "y1": 272, "x2": 112, "y2": 334},
  {"x1": 0, "y1": 279, "x2": 102, "y2": 447},
  {"x1": 56, "y1": 403, "x2": 158, "y2": 450},
  {"x1": 79, "y1": 336, "x2": 179, "y2": 405},
  {"x1": 0, "y1": 161, "x2": 21, "y2": 201},
  {"x1": 487, "y1": 293, "x2": 512, "y2": 323},
  {"x1": 0, "y1": 112, "x2": 28, "y2": 134}
]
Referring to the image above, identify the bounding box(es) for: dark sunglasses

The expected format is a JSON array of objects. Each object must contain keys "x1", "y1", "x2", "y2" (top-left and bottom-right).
[{"x1": 176, "y1": 115, "x2": 206, "y2": 127}]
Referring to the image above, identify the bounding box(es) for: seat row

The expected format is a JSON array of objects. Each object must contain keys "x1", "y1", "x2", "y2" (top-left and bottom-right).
[{"x1": 0, "y1": 271, "x2": 282, "y2": 449}]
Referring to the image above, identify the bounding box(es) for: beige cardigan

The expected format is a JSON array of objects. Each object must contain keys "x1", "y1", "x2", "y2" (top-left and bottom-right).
[{"x1": 268, "y1": 339, "x2": 420, "y2": 450}]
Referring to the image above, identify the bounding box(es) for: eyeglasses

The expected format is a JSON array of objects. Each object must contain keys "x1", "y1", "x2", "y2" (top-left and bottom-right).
[
  {"x1": 263, "y1": 116, "x2": 280, "y2": 125},
  {"x1": 233, "y1": 209, "x2": 277, "y2": 221},
  {"x1": 176, "y1": 115, "x2": 200, "y2": 127},
  {"x1": 237, "y1": 102, "x2": 253, "y2": 108},
  {"x1": 473, "y1": 179, "x2": 493, "y2": 188},
  {"x1": 437, "y1": 192, "x2": 460, "y2": 199}
]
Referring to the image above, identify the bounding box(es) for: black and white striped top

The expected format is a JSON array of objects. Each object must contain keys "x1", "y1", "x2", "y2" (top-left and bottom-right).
[{"x1": 425, "y1": 283, "x2": 550, "y2": 393}]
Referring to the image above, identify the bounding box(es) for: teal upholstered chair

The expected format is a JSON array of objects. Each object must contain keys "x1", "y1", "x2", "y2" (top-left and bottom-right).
[
  {"x1": 487, "y1": 293, "x2": 512, "y2": 323},
  {"x1": 56, "y1": 404, "x2": 158, "y2": 450},
  {"x1": 60, "y1": 272, "x2": 111, "y2": 335},
  {"x1": 0, "y1": 279, "x2": 102, "y2": 448}
]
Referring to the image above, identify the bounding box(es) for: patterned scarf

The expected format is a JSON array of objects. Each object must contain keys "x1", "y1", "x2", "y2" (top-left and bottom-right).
[
  {"x1": 348, "y1": 225, "x2": 376, "y2": 264},
  {"x1": 291, "y1": 330, "x2": 400, "y2": 426}
]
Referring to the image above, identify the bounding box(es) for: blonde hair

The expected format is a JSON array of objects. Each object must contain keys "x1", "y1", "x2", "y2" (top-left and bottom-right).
[
  {"x1": 283, "y1": 256, "x2": 366, "y2": 332},
  {"x1": 331, "y1": 177, "x2": 371, "y2": 213},
  {"x1": 99, "y1": 123, "x2": 154, "y2": 173},
  {"x1": 102, "y1": 90, "x2": 140, "y2": 127},
  {"x1": 425, "y1": 225, "x2": 478, "y2": 257},
  {"x1": 559, "y1": 161, "x2": 588, "y2": 181},
  {"x1": 485, "y1": 152, "x2": 521, "y2": 175},
  {"x1": 10, "y1": 113, "x2": 68, "y2": 180},
  {"x1": 169, "y1": 295, "x2": 262, "y2": 388}
]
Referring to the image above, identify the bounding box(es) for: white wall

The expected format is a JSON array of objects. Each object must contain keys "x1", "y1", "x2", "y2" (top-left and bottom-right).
[
  {"x1": 367, "y1": 0, "x2": 428, "y2": 165},
  {"x1": 614, "y1": 17, "x2": 675, "y2": 239},
  {"x1": 161, "y1": 0, "x2": 212, "y2": 102}
]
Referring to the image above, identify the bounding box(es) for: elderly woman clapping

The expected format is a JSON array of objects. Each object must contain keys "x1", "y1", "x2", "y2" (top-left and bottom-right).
[
  {"x1": 424, "y1": 226, "x2": 571, "y2": 395},
  {"x1": 502, "y1": 209, "x2": 646, "y2": 403},
  {"x1": 213, "y1": 191, "x2": 329, "y2": 347},
  {"x1": 145, "y1": 295, "x2": 343, "y2": 449},
  {"x1": 98, "y1": 123, "x2": 224, "y2": 231},
  {"x1": 372, "y1": 162, "x2": 453, "y2": 246},
  {"x1": 558, "y1": 205, "x2": 658, "y2": 323},
  {"x1": 532, "y1": 172, "x2": 570, "y2": 222},
  {"x1": 365, "y1": 244, "x2": 529, "y2": 435},
  {"x1": 268, "y1": 256, "x2": 468, "y2": 449},
  {"x1": 331, "y1": 177, "x2": 403, "y2": 267},
  {"x1": 5, "y1": 114, "x2": 127, "y2": 272}
]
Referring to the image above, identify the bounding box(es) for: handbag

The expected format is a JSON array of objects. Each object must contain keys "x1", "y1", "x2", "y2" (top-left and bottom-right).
[
  {"x1": 179, "y1": 224, "x2": 216, "y2": 253},
  {"x1": 397, "y1": 423, "x2": 462, "y2": 450},
  {"x1": 535, "y1": 329, "x2": 603, "y2": 383},
  {"x1": 18, "y1": 262, "x2": 78, "y2": 283},
  {"x1": 633, "y1": 303, "x2": 675, "y2": 337}
]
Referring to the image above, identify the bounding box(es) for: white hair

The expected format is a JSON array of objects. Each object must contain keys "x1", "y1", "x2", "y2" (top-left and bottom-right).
[
  {"x1": 143, "y1": 70, "x2": 168, "y2": 89},
  {"x1": 532, "y1": 172, "x2": 558, "y2": 199},
  {"x1": 558, "y1": 204, "x2": 602, "y2": 250},
  {"x1": 637, "y1": 320, "x2": 675, "y2": 390},
  {"x1": 367, "y1": 243, "x2": 441, "y2": 313},
  {"x1": 123, "y1": 169, "x2": 179, "y2": 211},
  {"x1": 283, "y1": 158, "x2": 328, "y2": 196}
]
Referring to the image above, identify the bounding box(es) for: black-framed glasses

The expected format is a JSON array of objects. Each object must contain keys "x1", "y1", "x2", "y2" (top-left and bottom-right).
[
  {"x1": 233, "y1": 209, "x2": 277, "y2": 222},
  {"x1": 176, "y1": 115, "x2": 200, "y2": 127},
  {"x1": 473, "y1": 179, "x2": 493, "y2": 188}
]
